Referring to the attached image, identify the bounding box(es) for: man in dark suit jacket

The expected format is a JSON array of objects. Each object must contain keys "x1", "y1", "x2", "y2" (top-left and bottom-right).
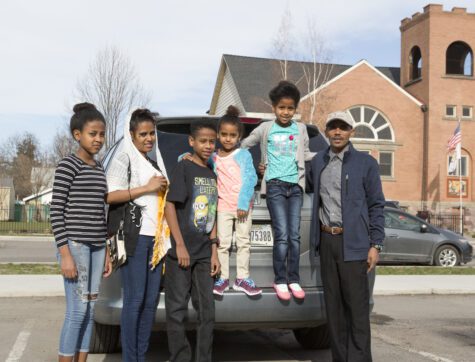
[{"x1": 307, "y1": 111, "x2": 385, "y2": 362}]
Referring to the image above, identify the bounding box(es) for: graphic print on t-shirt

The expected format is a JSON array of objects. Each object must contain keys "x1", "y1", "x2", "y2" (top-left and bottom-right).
[
  {"x1": 267, "y1": 122, "x2": 299, "y2": 184},
  {"x1": 271, "y1": 133, "x2": 297, "y2": 156},
  {"x1": 191, "y1": 176, "x2": 217, "y2": 233}
]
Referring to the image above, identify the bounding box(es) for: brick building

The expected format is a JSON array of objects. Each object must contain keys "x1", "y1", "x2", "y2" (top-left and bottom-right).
[{"x1": 209, "y1": 4, "x2": 475, "y2": 230}]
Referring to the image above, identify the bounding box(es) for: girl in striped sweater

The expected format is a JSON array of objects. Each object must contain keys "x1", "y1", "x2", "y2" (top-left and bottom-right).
[{"x1": 51, "y1": 103, "x2": 112, "y2": 362}]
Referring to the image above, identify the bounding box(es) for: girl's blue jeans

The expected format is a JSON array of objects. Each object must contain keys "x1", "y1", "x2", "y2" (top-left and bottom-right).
[
  {"x1": 58, "y1": 240, "x2": 105, "y2": 356},
  {"x1": 266, "y1": 179, "x2": 303, "y2": 284}
]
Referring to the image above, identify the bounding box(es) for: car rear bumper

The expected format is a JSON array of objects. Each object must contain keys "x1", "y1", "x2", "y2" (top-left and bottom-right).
[
  {"x1": 462, "y1": 242, "x2": 473, "y2": 264},
  {"x1": 94, "y1": 287, "x2": 327, "y2": 330}
]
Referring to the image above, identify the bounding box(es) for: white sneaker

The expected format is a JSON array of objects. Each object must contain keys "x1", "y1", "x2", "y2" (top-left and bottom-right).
[
  {"x1": 288, "y1": 283, "x2": 306, "y2": 299},
  {"x1": 273, "y1": 283, "x2": 291, "y2": 301}
]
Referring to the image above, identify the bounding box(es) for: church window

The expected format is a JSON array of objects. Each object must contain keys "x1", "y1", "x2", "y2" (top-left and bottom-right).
[
  {"x1": 409, "y1": 46, "x2": 422, "y2": 80},
  {"x1": 379, "y1": 152, "x2": 393, "y2": 177},
  {"x1": 446, "y1": 105, "x2": 456, "y2": 118},
  {"x1": 347, "y1": 106, "x2": 395, "y2": 179},
  {"x1": 448, "y1": 155, "x2": 468, "y2": 177},
  {"x1": 446, "y1": 41, "x2": 473, "y2": 76},
  {"x1": 462, "y1": 106, "x2": 472, "y2": 119},
  {"x1": 347, "y1": 106, "x2": 394, "y2": 142}
]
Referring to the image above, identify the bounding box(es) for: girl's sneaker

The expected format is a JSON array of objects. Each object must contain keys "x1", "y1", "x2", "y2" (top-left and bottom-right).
[
  {"x1": 288, "y1": 283, "x2": 305, "y2": 299},
  {"x1": 213, "y1": 278, "x2": 229, "y2": 296},
  {"x1": 233, "y1": 278, "x2": 262, "y2": 296},
  {"x1": 273, "y1": 283, "x2": 291, "y2": 301}
]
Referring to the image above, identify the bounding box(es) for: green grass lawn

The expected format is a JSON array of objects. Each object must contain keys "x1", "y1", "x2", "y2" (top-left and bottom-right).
[
  {"x1": 0, "y1": 263, "x2": 474, "y2": 275},
  {"x1": 377, "y1": 266, "x2": 475, "y2": 275},
  {"x1": 0, "y1": 263, "x2": 60, "y2": 274},
  {"x1": 0, "y1": 221, "x2": 52, "y2": 234}
]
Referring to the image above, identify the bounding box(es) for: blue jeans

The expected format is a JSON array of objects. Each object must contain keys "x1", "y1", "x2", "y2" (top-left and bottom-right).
[
  {"x1": 58, "y1": 240, "x2": 105, "y2": 356},
  {"x1": 266, "y1": 179, "x2": 303, "y2": 284},
  {"x1": 121, "y1": 235, "x2": 163, "y2": 362}
]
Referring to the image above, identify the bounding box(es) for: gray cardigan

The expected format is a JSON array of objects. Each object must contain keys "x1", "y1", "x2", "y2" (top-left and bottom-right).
[{"x1": 241, "y1": 120, "x2": 316, "y2": 194}]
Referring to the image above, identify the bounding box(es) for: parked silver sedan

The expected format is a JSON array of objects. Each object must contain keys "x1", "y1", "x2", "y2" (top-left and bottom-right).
[{"x1": 380, "y1": 207, "x2": 473, "y2": 267}]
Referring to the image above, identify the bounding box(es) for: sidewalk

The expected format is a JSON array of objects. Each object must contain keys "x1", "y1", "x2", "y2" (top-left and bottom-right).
[
  {"x1": 1, "y1": 275, "x2": 475, "y2": 297},
  {"x1": 373, "y1": 275, "x2": 475, "y2": 295},
  {"x1": 0, "y1": 235, "x2": 53, "y2": 242}
]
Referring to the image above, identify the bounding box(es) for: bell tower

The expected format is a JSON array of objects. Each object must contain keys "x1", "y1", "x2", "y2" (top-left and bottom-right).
[{"x1": 400, "y1": 4, "x2": 475, "y2": 208}]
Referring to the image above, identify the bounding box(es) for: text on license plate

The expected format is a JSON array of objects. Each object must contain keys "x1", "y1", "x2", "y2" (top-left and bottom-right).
[{"x1": 249, "y1": 224, "x2": 273, "y2": 247}]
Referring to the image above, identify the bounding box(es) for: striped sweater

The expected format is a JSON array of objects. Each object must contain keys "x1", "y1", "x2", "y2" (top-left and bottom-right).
[{"x1": 51, "y1": 154, "x2": 108, "y2": 248}]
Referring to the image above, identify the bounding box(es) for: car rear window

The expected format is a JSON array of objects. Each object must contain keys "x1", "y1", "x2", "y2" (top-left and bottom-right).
[{"x1": 155, "y1": 118, "x2": 328, "y2": 176}]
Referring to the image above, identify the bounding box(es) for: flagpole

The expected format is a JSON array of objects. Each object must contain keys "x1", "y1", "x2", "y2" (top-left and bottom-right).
[
  {"x1": 459, "y1": 154, "x2": 463, "y2": 235},
  {"x1": 458, "y1": 118, "x2": 463, "y2": 236}
]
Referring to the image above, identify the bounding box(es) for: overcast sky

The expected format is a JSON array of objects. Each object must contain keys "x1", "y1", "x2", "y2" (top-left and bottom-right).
[{"x1": 1, "y1": 0, "x2": 473, "y2": 148}]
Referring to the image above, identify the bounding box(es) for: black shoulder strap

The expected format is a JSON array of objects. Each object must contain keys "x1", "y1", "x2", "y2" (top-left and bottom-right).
[{"x1": 126, "y1": 154, "x2": 132, "y2": 186}]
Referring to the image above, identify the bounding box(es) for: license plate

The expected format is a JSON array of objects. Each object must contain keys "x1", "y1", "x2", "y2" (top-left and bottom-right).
[{"x1": 250, "y1": 224, "x2": 273, "y2": 247}]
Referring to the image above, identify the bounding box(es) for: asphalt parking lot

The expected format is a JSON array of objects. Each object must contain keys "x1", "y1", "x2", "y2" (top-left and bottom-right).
[{"x1": 1, "y1": 295, "x2": 474, "y2": 361}]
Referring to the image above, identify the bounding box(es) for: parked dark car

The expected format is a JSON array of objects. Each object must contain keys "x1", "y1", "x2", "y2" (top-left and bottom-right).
[
  {"x1": 91, "y1": 116, "x2": 376, "y2": 353},
  {"x1": 380, "y1": 207, "x2": 473, "y2": 267}
]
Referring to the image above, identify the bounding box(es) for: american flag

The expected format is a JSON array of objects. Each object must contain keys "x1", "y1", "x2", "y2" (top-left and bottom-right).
[{"x1": 447, "y1": 121, "x2": 461, "y2": 153}]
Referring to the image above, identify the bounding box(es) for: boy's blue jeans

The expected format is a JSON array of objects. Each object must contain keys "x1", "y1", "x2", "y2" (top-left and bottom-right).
[
  {"x1": 58, "y1": 240, "x2": 105, "y2": 356},
  {"x1": 121, "y1": 234, "x2": 163, "y2": 362},
  {"x1": 266, "y1": 179, "x2": 303, "y2": 284}
]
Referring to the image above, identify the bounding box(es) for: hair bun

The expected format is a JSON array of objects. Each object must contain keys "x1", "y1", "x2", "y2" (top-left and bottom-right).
[
  {"x1": 225, "y1": 105, "x2": 240, "y2": 118},
  {"x1": 73, "y1": 102, "x2": 97, "y2": 114}
]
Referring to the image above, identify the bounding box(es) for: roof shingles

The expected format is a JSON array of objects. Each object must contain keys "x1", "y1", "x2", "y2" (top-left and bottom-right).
[{"x1": 221, "y1": 54, "x2": 400, "y2": 113}]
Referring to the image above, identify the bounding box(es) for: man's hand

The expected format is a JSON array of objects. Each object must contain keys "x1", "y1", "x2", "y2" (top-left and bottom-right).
[
  {"x1": 210, "y1": 248, "x2": 221, "y2": 277},
  {"x1": 61, "y1": 253, "x2": 77, "y2": 279},
  {"x1": 176, "y1": 244, "x2": 190, "y2": 268},
  {"x1": 237, "y1": 209, "x2": 248, "y2": 223},
  {"x1": 367, "y1": 247, "x2": 379, "y2": 273}
]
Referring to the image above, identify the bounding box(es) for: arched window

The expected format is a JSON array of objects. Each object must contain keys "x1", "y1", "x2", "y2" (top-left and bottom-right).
[
  {"x1": 409, "y1": 46, "x2": 422, "y2": 80},
  {"x1": 347, "y1": 106, "x2": 394, "y2": 141},
  {"x1": 446, "y1": 41, "x2": 473, "y2": 76}
]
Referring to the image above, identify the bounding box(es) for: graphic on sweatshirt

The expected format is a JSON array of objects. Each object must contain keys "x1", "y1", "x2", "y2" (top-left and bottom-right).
[{"x1": 190, "y1": 177, "x2": 217, "y2": 233}]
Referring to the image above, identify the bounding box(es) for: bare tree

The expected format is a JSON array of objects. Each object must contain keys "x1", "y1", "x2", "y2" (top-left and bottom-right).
[
  {"x1": 0, "y1": 133, "x2": 39, "y2": 199},
  {"x1": 269, "y1": 8, "x2": 334, "y2": 125},
  {"x1": 270, "y1": 4, "x2": 295, "y2": 80},
  {"x1": 300, "y1": 19, "x2": 334, "y2": 123},
  {"x1": 76, "y1": 46, "x2": 151, "y2": 149},
  {"x1": 52, "y1": 122, "x2": 77, "y2": 163},
  {"x1": 30, "y1": 150, "x2": 54, "y2": 221}
]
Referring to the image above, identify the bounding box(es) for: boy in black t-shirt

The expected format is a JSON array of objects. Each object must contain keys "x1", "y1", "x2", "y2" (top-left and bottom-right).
[{"x1": 165, "y1": 119, "x2": 220, "y2": 362}]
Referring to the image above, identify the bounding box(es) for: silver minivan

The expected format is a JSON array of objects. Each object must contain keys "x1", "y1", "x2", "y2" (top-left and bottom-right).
[{"x1": 91, "y1": 116, "x2": 374, "y2": 353}]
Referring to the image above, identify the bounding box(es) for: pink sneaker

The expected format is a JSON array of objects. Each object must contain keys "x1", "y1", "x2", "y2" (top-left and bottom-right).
[
  {"x1": 273, "y1": 283, "x2": 291, "y2": 301},
  {"x1": 288, "y1": 283, "x2": 305, "y2": 299}
]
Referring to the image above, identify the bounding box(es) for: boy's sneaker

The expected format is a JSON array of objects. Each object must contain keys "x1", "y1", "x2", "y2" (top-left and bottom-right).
[
  {"x1": 288, "y1": 283, "x2": 305, "y2": 299},
  {"x1": 213, "y1": 278, "x2": 229, "y2": 296},
  {"x1": 273, "y1": 283, "x2": 291, "y2": 301},
  {"x1": 233, "y1": 278, "x2": 262, "y2": 296}
]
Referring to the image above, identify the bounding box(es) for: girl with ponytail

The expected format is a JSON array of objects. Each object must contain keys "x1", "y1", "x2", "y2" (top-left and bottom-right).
[
  {"x1": 51, "y1": 102, "x2": 112, "y2": 362},
  {"x1": 211, "y1": 106, "x2": 261, "y2": 296}
]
